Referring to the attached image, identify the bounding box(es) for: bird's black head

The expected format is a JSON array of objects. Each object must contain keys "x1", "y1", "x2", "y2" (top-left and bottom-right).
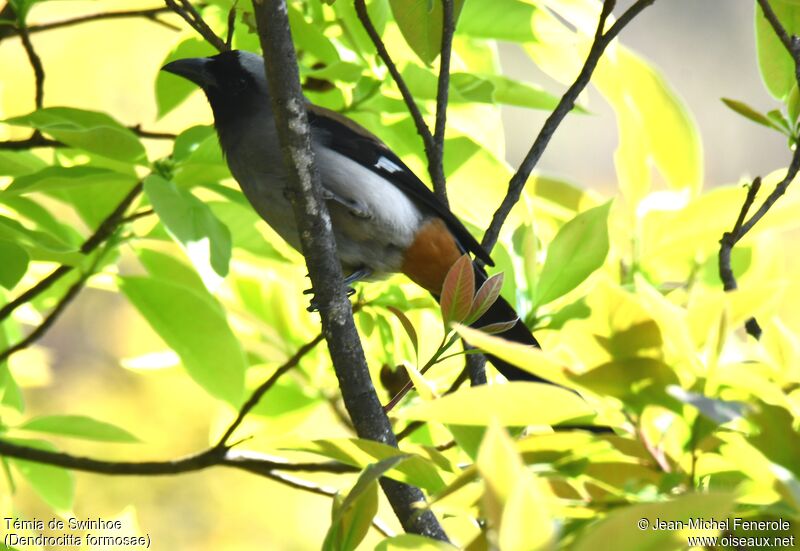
[{"x1": 161, "y1": 50, "x2": 271, "y2": 131}]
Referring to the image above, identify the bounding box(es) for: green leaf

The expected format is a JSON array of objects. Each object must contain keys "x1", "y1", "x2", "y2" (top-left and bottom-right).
[
  {"x1": 465, "y1": 273, "x2": 504, "y2": 325},
  {"x1": 18, "y1": 415, "x2": 139, "y2": 443},
  {"x1": 747, "y1": 402, "x2": 800, "y2": 478},
  {"x1": 397, "y1": 382, "x2": 595, "y2": 426},
  {"x1": 756, "y1": 0, "x2": 800, "y2": 100},
  {"x1": 172, "y1": 126, "x2": 229, "y2": 187},
  {"x1": 534, "y1": 201, "x2": 612, "y2": 308},
  {"x1": 250, "y1": 379, "x2": 318, "y2": 418},
  {"x1": 440, "y1": 254, "x2": 475, "y2": 325},
  {"x1": 721, "y1": 98, "x2": 785, "y2": 132},
  {"x1": 389, "y1": 0, "x2": 465, "y2": 64},
  {"x1": 788, "y1": 83, "x2": 800, "y2": 125},
  {"x1": 0, "y1": 150, "x2": 47, "y2": 177},
  {"x1": 767, "y1": 108, "x2": 792, "y2": 133},
  {"x1": 386, "y1": 306, "x2": 419, "y2": 357},
  {"x1": 156, "y1": 38, "x2": 217, "y2": 118},
  {"x1": 0, "y1": 215, "x2": 81, "y2": 265},
  {"x1": 0, "y1": 240, "x2": 29, "y2": 289},
  {"x1": 585, "y1": 45, "x2": 702, "y2": 202},
  {"x1": 572, "y1": 493, "x2": 734, "y2": 551},
  {"x1": 7, "y1": 438, "x2": 74, "y2": 511},
  {"x1": 144, "y1": 174, "x2": 232, "y2": 286},
  {"x1": 137, "y1": 248, "x2": 207, "y2": 295},
  {"x1": 375, "y1": 535, "x2": 458, "y2": 551},
  {"x1": 289, "y1": 4, "x2": 340, "y2": 64},
  {"x1": 4, "y1": 108, "x2": 146, "y2": 163},
  {"x1": 573, "y1": 358, "x2": 680, "y2": 412},
  {"x1": 0, "y1": 196, "x2": 80, "y2": 246},
  {"x1": 457, "y1": 0, "x2": 537, "y2": 42},
  {"x1": 323, "y1": 457, "x2": 405, "y2": 551},
  {"x1": 403, "y1": 66, "x2": 566, "y2": 111},
  {"x1": 3, "y1": 166, "x2": 137, "y2": 197},
  {"x1": 290, "y1": 438, "x2": 450, "y2": 493},
  {"x1": 119, "y1": 276, "x2": 246, "y2": 405}
]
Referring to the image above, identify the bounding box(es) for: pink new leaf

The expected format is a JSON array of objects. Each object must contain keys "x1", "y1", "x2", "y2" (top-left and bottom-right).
[{"x1": 440, "y1": 254, "x2": 475, "y2": 326}]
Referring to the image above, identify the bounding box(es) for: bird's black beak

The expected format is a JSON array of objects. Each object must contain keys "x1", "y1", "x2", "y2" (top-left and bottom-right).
[{"x1": 161, "y1": 57, "x2": 212, "y2": 87}]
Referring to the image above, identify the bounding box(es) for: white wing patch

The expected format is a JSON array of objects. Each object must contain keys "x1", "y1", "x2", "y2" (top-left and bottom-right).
[{"x1": 375, "y1": 156, "x2": 403, "y2": 174}]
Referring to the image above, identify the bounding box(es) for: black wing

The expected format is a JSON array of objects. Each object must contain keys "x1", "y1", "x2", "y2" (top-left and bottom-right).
[{"x1": 307, "y1": 105, "x2": 494, "y2": 267}]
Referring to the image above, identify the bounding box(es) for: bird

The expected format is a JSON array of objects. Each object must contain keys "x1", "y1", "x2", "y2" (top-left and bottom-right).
[{"x1": 161, "y1": 49, "x2": 548, "y2": 384}]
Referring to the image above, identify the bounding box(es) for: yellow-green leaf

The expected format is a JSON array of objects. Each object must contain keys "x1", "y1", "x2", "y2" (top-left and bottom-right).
[{"x1": 397, "y1": 382, "x2": 594, "y2": 426}]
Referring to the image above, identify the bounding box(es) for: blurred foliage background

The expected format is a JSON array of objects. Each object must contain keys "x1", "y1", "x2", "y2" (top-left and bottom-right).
[{"x1": 0, "y1": 0, "x2": 799, "y2": 549}]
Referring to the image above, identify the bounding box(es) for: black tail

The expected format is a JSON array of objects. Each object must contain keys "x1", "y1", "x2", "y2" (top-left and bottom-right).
[{"x1": 469, "y1": 265, "x2": 551, "y2": 383}]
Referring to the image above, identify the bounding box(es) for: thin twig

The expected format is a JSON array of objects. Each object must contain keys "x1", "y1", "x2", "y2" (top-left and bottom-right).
[
  {"x1": 430, "y1": 0, "x2": 455, "y2": 205},
  {"x1": 718, "y1": 0, "x2": 800, "y2": 340},
  {"x1": 18, "y1": 24, "x2": 44, "y2": 110},
  {"x1": 165, "y1": 0, "x2": 228, "y2": 52},
  {"x1": 0, "y1": 134, "x2": 63, "y2": 149},
  {"x1": 0, "y1": 439, "x2": 353, "y2": 475},
  {"x1": 225, "y1": 1, "x2": 238, "y2": 49},
  {"x1": 354, "y1": 0, "x2": 435, "y2": 160},
  {"x1": 120, "y1": 209, "x2": 155, "y2": 224},
  {"x1": 25, "y1": 7, "x2": 176, "y2": 34},
  {"x1": 128, "y1": 126, "x2": 178, "y2": 140},
  {"x1": 756, "y1": 0, "x2": 793, "y2": 53},
  {"x1": 0, "y1": 183, "x2": 143, "y2": 325},
  {"x1": 216, "y1": 333, "x2": 325, "y2": 447},
  {"x1": 481, "y1": 0, "x2": 656, "y2": 255}
]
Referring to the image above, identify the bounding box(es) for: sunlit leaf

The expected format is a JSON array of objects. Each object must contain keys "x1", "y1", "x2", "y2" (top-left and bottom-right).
[
  {"x1": 457, "y1": 0, "x2": 537, "y2": 42},
  {"x1": 0, "y1": 150, "x2": 47, "y2": 177},
  {"x1": 4, "y1": 108, "x2": 146, "y2": 163},
  {"x1": 3, "y1": 166, "x2": 136, "y2": 197},
  {"x1": 18, "y1": 414, "x2": 139, "y2": 443},
  {"x1": 534, "y1": 201, "x2": 612, "y2": 308},
  {"x1": 375, "y1": 535, "x2": 458, "y2": 550},
  {"x1": 323, "y1": 457, "x2": 405, "y2": 551},
  {"x1": 398, "y1": 382, "x2": 595, "y2": 426},
  {"x1": 572, "y1": 493, "x2": 734, "y2": 551},
  {"x1": 453, "y1": 325, "x2": 573, "y2": 386},
  {"x1": 119, "y1": 276, "x2": 246, "y2": 405},
  {"x1": 144, "y1": 174, "x2": 232, "y2": 288},
  {"x1": 288, "y1": 438, "x2": 452, "y2": 493}
]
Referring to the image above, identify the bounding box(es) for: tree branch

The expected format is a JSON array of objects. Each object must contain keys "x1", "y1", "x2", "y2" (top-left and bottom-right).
[
  {"x1": 0, "y1": 265, "x2": 91, "y2": 364},
  {"x1": 18, "y1": 24, "x2": 44, "y2": 110},
  {"x1": 718, "y1": 0, "x2": 800, "y2": 339},
  {"x1": 481, "y1": 0, "x2": 657, "y2": 254},
  {"x1": 24, "y1": 7, "x2": 177, "y2": 34},
  {"x1": 0, "y1": 134, "x2": 62, "y2": 149},
  {"x1": 165, "y1": 0, "x2": 228, "y2": 52},
  {"x1": 251, "y1": 0, "x2": 448, "y2": 540}
]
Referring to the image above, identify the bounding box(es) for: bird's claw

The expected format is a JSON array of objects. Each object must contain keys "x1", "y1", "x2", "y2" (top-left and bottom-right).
[{"x1": 305, "y1": 286, "x2": 357, "y2": 312}]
